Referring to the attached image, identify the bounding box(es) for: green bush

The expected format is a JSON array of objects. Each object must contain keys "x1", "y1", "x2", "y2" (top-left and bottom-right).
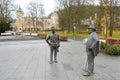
[
  {"x1": 105, "y1": 45, "x2": 120, "y2": 55},
  {"x1": 100, "y1": 42, "x2": 108, "y2": 49},
  {"x1": 0, "y1": 21, "x2": 12, "y2": 34}
]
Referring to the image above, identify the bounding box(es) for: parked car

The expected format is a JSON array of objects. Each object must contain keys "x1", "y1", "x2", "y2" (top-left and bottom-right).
[
  {"x1": 5, "y1": 31, "x2": 16, "y2": 35},
  {"x1": 16, "y1": 30, "x2": 23, "y2": 35},
  {"x1": 1, "y1": 31, "x2": 15, "y2": 36}
]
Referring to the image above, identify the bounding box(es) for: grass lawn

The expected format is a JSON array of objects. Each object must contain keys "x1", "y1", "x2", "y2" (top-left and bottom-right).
[
  {"x1": 36, "y1": 31, "x2": 89, "y2": 38},
  {"x1": 28, "y1": 30, "x2": 120, "y2": 39}
]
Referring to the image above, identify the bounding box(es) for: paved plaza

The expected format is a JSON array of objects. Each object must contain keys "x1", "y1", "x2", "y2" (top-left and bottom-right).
[
  {"x1": 0, "y1": 39, "x2": 120, "y2": 80},
  {"x1": 0, "y1": 36, "x2": 41, "y2": 42}
]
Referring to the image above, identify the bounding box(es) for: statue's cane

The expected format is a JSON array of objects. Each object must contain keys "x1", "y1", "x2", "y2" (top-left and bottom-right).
[{"x1": 84, "y1": 58, "x2": 88, "y2": 72}]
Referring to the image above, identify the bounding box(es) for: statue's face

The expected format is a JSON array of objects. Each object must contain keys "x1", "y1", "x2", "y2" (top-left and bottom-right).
[
  {"x1": 51, "y1": 28, "x2": 55, "y2": 33},
  {"x1": 88, "y1": 28, "x2": 93, "y2": 34}
]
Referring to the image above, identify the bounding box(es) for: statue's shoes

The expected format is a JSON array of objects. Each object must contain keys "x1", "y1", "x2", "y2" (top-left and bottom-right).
[
  {"x1": 54, "y1": 60, "x2": 58, "y2": 63},
  {"x1": 49, "y1": 61, "x2": 53, "y2": 64},
  {"x1": 83, "y1": 72, "x2": 91, "y2": 76}
]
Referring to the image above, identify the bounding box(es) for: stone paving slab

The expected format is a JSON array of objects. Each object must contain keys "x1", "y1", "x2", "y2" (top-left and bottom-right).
[{"x1": 0, "y1": 39, "x2": 120, "y2": 80}]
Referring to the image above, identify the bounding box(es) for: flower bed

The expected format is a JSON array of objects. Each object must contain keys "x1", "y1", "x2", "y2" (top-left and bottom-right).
[
  {"x1": 37, "y1": 34, "x2": 68, "y2": 41},
  {"x1": 60, "y1": 36, "x2": 68, "y2": 41},
  {"x1": 99, "y1": 38, "x2": 120, "y2": 45},
  {"x1": 38, "y1": 34, "x2": 47, "y2": 39},
  {"x1": 107, "y1": 39, "x2": 120, "y2": 45}
]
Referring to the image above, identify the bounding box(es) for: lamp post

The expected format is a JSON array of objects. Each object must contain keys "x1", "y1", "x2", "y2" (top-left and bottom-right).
[
  {"x1": 0, "y1": 3, "x2": 1, "y2": 10},
  {"x1": 28, "y1": 22, "x2": 30, "y2": 32},
  {"x1": 0, "y1": 3, "x2": 1, "y2": 18},
  {"x1": 43, "y1": 19, "x2": 46, "y2": 34},
  {"x1": 0, "y1": 2, "x2": 1, "y2": 8},
  {"x1": 73, "y1": 23, "x2": 76, "y2": 40}
]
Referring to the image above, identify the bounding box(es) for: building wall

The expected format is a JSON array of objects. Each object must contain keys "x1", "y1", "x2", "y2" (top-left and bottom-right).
[{"x1": 15, "y1": 11, "x2": 59, "y2": 31}]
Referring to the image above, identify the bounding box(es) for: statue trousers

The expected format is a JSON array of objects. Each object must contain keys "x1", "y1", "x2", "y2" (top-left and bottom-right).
[
  {"x1": 50, "y1": 46, "x2": 58, "y2": 61},
  {"x1": 87, "y1": 51, "x2": 95, "y2": 73}
]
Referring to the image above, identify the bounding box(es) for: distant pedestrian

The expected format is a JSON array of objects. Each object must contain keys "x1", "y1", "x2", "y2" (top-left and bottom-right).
[
  {"x1": 83, "y1": 25, "x2": 99, "y2": 76},
  {"x1": 46, "y1": 27, "x2": 60, "y2": 64}
]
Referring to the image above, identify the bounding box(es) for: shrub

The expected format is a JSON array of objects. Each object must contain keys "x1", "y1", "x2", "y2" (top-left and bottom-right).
[
  {"x1": 0, "y1": 21, "x2": 12, "y2": 34},
  {"x1": 105, "y1": 45, "x2": 120, "y2": 55},
  {"x1": 100, "y1": 42, "x2": 108, "y2": 49}
]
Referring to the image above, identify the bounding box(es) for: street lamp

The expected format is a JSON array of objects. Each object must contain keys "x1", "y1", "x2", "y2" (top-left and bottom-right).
[
  {"x1": 0, "y1": 3, "x2": 1, "y2": 17},
  {"x1": 73, "y1": 23, "x2": 76, "y2": 40},
  {"x1": 0, "y1": 1, "x2": 1, "y2": 7},
  {"x1": 43, "y1": 19, "x2": 46, "y2": 33},
  {"x1": 28, "y1": 22, "x2": 30, "y2": 32}
]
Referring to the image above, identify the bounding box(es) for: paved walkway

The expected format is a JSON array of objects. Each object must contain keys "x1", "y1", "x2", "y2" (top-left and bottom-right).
[
  {"x1": 0, "y1": 39, "x2": 120, "y2": 80},
  {"x1": 0, "y1": 36, "x2": 41, "y2": 42}
]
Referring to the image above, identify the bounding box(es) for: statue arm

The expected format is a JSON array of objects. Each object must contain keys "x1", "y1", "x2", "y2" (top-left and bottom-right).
[
  {"x1": 58, "y1": 35, "x2": 60, "y2": 46},
  {"x1": 91, "y1": 33, "x2": 99, "y2": 50},
  {"x1": 46, "y1": 35, "x2": 50, "y2": 46}
]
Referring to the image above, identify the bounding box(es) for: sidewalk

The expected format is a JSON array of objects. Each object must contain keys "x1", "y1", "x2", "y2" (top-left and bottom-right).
[
  {"x1": 0, "y1": 36, "x2": 41, "y2": 42},
  {"x1": 0, "y1": 39, "x2": 120, "y2": 80}
]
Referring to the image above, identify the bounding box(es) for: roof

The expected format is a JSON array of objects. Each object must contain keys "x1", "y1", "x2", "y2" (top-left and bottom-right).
[{"x1": 16, "y1": 7, "x2": 23, "y2": 13}]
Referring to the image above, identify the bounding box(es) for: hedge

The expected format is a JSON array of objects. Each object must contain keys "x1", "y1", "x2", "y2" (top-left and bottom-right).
[
  {"x1": 101, "y1": 42, "x2": 120, "y2": 55},
  {"x1": 105, "y1": 45, "x2": 120, "y2": 55}
]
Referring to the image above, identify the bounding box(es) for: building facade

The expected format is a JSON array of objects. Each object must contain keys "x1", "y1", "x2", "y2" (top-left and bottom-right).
[{"x1": 15, "y1": 8, "x2": 59, "y2": 31}]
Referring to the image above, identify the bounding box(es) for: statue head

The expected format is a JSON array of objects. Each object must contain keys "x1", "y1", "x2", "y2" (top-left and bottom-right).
[
  {"x1": 51, "y1": 27, "x2": 55, "y2": 34},
  {"x1": 88, "y1": 25, "x2": 96, "y2": 34}
]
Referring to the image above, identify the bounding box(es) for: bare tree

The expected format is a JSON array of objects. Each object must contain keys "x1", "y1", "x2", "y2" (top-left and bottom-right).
[
  {"x1": 99, "y1": 0, "x2": 109, "y2": 39},
  {"x1": 56, "y1": 0, "x2": 97, "y2": 32},
  {"x1": 109, "y1": 0, "x2": 120, "y2": 36},
  {"x1": 0, "y1": 0, "x2": 16, "y2": 33},
  {"x1": 28, "y1": 1, "x2": 45, "y2": 31},
  {"x1": 0, "y1": 0, "x2": 15, "y2": 21},
  {"x1": 101, "y1": 0, "x2": 120, "y2": 37}
]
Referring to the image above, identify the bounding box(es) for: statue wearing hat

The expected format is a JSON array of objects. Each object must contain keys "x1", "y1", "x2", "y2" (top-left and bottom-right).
[
  {"x1": 83, "y1": 25, "x2": 99, "y2": 76},
  {"x1": 46, "y1": 27, "x2": 60, "y2": 64}
]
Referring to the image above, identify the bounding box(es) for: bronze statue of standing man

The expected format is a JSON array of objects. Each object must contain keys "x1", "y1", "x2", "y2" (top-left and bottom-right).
[
  {"x1": 46, "y1": 27, "x2": 60, "y2": 64},
  {"x1": 83, "y1": 25, "x2": 99, "y2": 76}
]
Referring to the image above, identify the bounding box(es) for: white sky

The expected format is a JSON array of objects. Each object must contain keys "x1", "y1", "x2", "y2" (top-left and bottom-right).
[
  {"x1": 13, "y1": 0, "x2": 56, "y2": 16},
  {"x1": 12, "y1": 0, "x2": 99, "y2": 18}
]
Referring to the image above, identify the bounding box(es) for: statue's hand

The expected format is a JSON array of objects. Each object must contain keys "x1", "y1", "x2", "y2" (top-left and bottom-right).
[
  {"x1": 88, "y1": 48, "x2": 92, "y2": 51},
  {"x1": 48, "y1": 43, "x2": 51, "y2": 47}
]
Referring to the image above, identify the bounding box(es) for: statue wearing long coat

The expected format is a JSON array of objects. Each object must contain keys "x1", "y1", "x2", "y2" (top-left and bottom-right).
[{"x1": 86, "y1": 31, "x2": 99, "y2": 74}]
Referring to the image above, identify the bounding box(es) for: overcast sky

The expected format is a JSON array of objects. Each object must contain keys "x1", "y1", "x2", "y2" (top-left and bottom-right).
[
  {"x1": 13, "y1": 0, "x2": 56, "y2": 16},
  {"x1": 12, "y1": 0, "x2": 99, "y2": 18}
]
